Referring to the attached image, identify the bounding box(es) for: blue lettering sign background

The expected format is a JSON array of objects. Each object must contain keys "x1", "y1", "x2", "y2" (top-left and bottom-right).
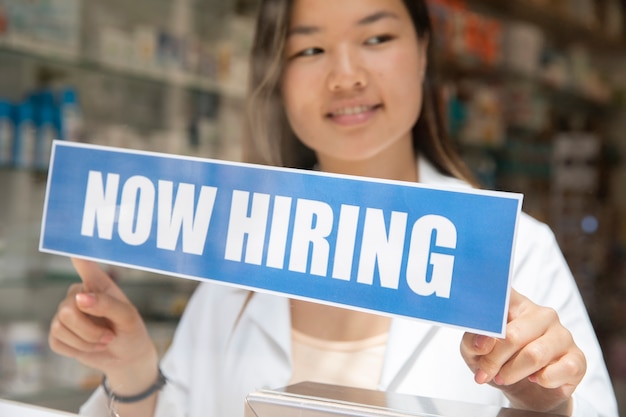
[{"x1": 40, "y1": 142, "x2": 522, "y2": 336}]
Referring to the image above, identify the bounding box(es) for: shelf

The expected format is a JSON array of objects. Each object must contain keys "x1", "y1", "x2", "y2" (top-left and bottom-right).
[
  {"x1": 0, "y1": 36, "x2": 245, "y2": 99},
  {"x1": 0, "y1": 37, "x2": 79, "y2": 64},
  {"x1": 0, "y1": 270, "x2": 199, "y2": 289},
  {"x1": 84, "y1": 59, "x2": 246, "y2": 100},
  {"x1": 466, "y1": 0, "x2": 626, "y2": 54},
  {"x1": 434, "y1": 56, "x2": 616, "y2": 114}
]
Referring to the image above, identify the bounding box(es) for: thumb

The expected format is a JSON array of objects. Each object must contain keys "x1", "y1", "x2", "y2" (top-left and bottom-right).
[
  {"x1": 71, "y1": 257, "x2": 127, "y2": 301},
  {"x1": 507, "y1": 288, "x2": 531, "y2": 322}
]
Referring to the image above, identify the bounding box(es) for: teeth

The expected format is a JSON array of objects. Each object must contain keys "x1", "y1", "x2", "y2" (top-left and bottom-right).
[{"x1": 332, "y1": 105, "x2": 372, "y2": 116}]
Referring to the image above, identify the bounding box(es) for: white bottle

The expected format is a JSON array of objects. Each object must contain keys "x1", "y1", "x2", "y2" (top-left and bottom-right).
[
  {"x1": 58, "y1": 87, "x2": 82, "y2": 142},
  {"x1": 35, "y1": 103, "x2": 58, "y2": 171},
  {"x1": 12, "y1": 102, "x2": 37, "y2": 169},
  {"x1": 4, "y1": 321, "x2": 45, "y2": 395}
]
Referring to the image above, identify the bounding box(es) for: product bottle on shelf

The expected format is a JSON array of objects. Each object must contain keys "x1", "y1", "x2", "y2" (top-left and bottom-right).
[
  {"x1": 58, "y1": 87, "x2": 82, "y2": 142},
  {"x1": 0, "y1": 99, "x2": 13, "y2": 167},
  {"x1": 12, "y1": 101, "x2": 36, "y2": 169},
  {"x1": 1, "y1": 321, "x2": 46, "y2": 396},
  {"x1": 35, "y1": 103, "x2": 58, "y2": 171}
]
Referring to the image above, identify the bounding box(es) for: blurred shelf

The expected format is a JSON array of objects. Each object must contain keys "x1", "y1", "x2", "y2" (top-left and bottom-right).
[
  {"x1": 0, "y1": 37, "x2": 79, "y2": 64},
  {"x1": 466, "y1": 0, "x2": 626, "y2": 54},
  {"x1": 0, "y1": 270, "x2": 199, "y2": 290},
  {"x1": 0, "y1": 36, "x2": 245, "y2": 99},
  {"x1": 434, "y1": 56, "x2": 616, "y2": 114}
]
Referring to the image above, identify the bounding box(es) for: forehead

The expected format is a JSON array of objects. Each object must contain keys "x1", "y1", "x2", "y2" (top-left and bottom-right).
[{"x1": 288, "y1": 0, "x2": 411, "y2": 28}]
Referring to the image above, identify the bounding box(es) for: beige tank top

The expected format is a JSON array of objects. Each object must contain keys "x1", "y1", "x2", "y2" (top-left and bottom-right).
[{"x1": 288, "y1": 328, "x2": 388, "y2": 390}]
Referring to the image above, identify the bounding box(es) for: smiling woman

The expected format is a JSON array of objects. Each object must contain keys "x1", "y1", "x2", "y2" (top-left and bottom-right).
[
  {"x1": 244, "y1": 0, "x2": 472, "y2": 184},
  {"x1": 47, "y1": 1, "x2": 619, "y2": 417},
  {"x1": 280, "y1": 0, "x2": 426, "y2": 176}
]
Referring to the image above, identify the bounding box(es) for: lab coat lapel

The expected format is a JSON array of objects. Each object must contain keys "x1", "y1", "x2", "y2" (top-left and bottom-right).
[
  {"x1": 379, "y1": 318, "x2": 438, "y2": 390},
  {"x1": 219, "y1": 291, "x2": 292, "y2": 414},
  {"x1": 418, "y1": 155, "x2": 470, "y2": 189},
  {"x1": 244, "y1": 291, "x2": 292, "y2": 363},
  {"x1": 379, "y1": 156, "x2": 461, "y2": 390},
  {"x1": 380, "y1": 155, "x2": 458, "y2": 391}
]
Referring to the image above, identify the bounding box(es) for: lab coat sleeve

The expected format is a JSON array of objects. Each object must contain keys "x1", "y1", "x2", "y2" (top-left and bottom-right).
[{"x1": 511, "y1": 215, "x2": 618, "y2": 417}]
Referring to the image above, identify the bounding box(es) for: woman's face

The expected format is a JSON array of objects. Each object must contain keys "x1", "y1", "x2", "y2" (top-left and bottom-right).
[{"x1": 281, "y1": 0, "x2": 427, "y2": 174}]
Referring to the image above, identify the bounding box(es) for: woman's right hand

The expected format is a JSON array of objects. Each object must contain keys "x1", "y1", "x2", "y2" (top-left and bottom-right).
[{"x1": 49, "y1": 258, "x2": 160, "y2": 397}]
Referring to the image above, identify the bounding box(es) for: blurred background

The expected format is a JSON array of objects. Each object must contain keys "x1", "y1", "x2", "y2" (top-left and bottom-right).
[{"x1": 0, "y1": 0, "x2": 625, "y2": 414}]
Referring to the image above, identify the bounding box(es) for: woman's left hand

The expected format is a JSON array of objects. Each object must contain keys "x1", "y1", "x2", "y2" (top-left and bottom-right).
[{"x1": 460, "y1": 288, "x2": 586, "y2": 416}]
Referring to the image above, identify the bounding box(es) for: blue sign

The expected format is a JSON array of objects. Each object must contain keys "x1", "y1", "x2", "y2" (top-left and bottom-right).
[{"x1": 40, "y1": 141, "x2": 522, "y2": 336}]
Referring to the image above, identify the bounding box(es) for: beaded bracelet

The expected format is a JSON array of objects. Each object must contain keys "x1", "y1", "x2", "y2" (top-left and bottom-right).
[{"x1": 102, "y1": 368, "x2": 167, "y2": 404}]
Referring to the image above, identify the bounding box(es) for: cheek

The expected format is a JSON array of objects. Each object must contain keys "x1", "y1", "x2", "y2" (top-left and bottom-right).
[
  {"x1": 377, "y1": 51, "x2": 424, "y2": 121},
  {"x1": 282, "y1": 68, "x2": 322, "y2": 131},
  {"x1": 283, "y1": 68, "x2": 307, "y2": 108},
  {"x1": 281, "y1": 74, "x2": 303, "y2": 129}
]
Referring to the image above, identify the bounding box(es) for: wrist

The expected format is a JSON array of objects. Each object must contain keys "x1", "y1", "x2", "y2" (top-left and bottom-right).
[
  {"x1": 104, "y1": 350, "x2": 160, "y2": 398},
  {"x1": 103, "y1": 367, "x2": 167, "y2": 403}
]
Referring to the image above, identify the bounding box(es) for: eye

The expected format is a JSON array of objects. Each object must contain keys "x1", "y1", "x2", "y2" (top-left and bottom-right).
[
  {"x1": 364, "y1": 34, "x2": 394, "y2": 46},
  {"x1": 292, "y1": 47, "x2": 324, "y2": 59}
]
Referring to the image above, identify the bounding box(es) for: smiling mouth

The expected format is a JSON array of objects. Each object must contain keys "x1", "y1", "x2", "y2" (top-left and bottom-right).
[{"x1": 327, "y1": 104, "x2": 382, "y2": 117}]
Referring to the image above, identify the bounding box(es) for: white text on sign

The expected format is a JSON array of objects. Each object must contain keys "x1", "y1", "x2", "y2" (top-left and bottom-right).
[{"x1": 80, "y1": 171, "x2": 456, "y2": 298}]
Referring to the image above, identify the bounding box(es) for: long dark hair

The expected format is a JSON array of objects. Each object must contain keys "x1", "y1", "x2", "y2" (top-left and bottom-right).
[{"x1": 243, "y1": 0, "x2": 474, "y2": 183}]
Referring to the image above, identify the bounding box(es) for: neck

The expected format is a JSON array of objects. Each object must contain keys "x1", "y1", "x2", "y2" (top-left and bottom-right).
[
  {"x1": 317, "y1": 142, "x2": 418, "y2": 182},
  {"x1": 290, "y1": 299, "x2": 391, "y2": 342}
]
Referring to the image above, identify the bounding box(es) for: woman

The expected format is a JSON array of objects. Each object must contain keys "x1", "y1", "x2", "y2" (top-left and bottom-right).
[{"x1": 49, "y1": 0, "x2": 619, "y2": 416}]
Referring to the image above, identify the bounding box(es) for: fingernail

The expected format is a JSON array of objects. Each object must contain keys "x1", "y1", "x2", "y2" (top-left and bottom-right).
[
  {"x1": 528, "y1": 374, "x2": 538, "y2": 384},
  {"x1": 494, "y1": 374, "x2": 504, "y2": 385},
  {"x1": 76, "y1": 292, "x2": 96, "y2": 307},
  {"x1": 475, "y1": 369, "x2": 490, "y2": 384},
  {"x1": 474, "y1": 335, "x2": 488, "y2": 349}
]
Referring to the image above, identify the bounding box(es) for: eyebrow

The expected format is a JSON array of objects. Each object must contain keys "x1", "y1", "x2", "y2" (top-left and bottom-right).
[
  {"x1": 287, "y1": 10, "x2": 399, "y2": 37},
  {"x1": 357, "y1": 10, "x2": 399, "y2": 25}
]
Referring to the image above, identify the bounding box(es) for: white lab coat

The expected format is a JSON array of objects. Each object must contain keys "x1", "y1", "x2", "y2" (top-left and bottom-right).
[{"x1": 80, "y1": 157, "x2": 619, "y2": 417}]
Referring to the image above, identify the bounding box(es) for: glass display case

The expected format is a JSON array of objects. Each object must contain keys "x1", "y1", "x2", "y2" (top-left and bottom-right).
[{"x1": 245, "y1": 382, "x2": 569, "y2": 417}]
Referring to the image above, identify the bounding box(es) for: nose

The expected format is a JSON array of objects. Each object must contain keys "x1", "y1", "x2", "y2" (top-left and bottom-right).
[{"x1": 326, "y1": 47, "x2": 367, "y2": 92}]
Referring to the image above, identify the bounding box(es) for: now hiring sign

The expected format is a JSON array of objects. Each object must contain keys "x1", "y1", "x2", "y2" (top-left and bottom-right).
[{"x1": 40, "y1": 142, "x2": 522, "y2": 337}]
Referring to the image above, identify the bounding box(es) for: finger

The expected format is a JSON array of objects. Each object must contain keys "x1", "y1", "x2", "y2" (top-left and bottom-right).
[
  {"x1": 495, "y1": 319, "x2": 571, "y2": 385},
  {"x1": 461, "y1": 333, "x2": 497, "y2": 369},
  {"x1": 49, "y1": 333, "x2": 87, "y2": 358},
  {"x1": 66, "y1": 282, "x2": 85, "y2": 297},
  {"x1": 506, "y1": 288, "x2": 529, "y2": 320},
  {"x1": 477, "y1": 303, "x2": 556, "y2": 383},
  {"x1": 530, "y1": 350, "x2": 586, "y2": 390},
  {"x1": 55, "y1": 299, "x2": 115, "y2": 345},
  {"x1": 71, "y1": 258, "x2": 127, "y2": 300},
  {"x1": 48, "y1": 334, "x2": 109, "y2": 367},
  {"x1": 49, "y1": 317, "x2": 111, "y2": 354},
  {"x1": 471, "y1": 334, "x2": 497, "y2": 355},
  {"x1": 75, "y1": 291, "x2": 142, "y2": 333}
]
